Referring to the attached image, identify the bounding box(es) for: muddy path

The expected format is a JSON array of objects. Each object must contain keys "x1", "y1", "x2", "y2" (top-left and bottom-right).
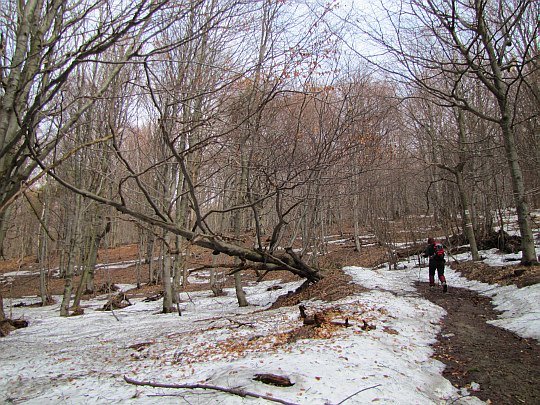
[{"x1": 417, "y1": 282, "x2": 539, "y2": 405}]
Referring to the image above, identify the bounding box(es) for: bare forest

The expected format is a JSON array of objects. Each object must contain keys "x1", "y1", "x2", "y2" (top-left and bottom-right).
[
  {"x1": 0, "y1": 0, "x2": 539, "y2": 314},
  {"x1": 1, "y1": 1, "x2": 540, "y2": 404}
]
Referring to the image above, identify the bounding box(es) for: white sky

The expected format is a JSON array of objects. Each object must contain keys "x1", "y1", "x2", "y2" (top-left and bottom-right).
[{"x1": 1, "y1": 214, "x2": 539, "y2": 404}]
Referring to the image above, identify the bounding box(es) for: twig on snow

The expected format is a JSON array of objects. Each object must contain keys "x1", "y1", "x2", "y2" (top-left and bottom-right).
[
  {"x1": 123, "y1": 376, "x2": 300, "y2": 405},
  {"x1": 226, "y1": 317, "x2": 256, "y2": 328},
  {"x1": 331, "y1": 384, "x2": 382, "y2": 405}
]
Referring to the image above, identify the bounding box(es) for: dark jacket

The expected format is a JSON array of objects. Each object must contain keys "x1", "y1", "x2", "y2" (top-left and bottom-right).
[{"x1": 424, "y1": 244, "x2": 445, "y2": 262}]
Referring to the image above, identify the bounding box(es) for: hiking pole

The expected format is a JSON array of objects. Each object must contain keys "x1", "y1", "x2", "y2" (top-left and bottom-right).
[{"x1": 417, "y1": 252, "x2": 423, "y2": 282}]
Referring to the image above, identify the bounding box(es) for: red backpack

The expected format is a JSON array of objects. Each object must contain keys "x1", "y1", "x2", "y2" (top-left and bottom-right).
[{"x1": 434, "y1": 242, "x2": 445, "y2": 258}]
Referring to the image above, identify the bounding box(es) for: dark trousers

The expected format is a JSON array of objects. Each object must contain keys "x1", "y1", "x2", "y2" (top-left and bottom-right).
[{"x1": 429, "y1": 259, "x2": 446, "y2": 285}]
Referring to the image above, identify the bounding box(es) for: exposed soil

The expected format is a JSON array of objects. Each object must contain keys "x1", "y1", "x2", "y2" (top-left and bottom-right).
[
  {"x1": 450, "y1": 260, "x2": 540, "y2": 288},
  {"x1": 269, "y1": 268, "x2": 370, "y2": 309},
  {"x1": 419, "y1": 282, "x2": 539, "y2": 405},
  {"x1": 1, "y1": 241, "x2": 539, "y2": 405}
]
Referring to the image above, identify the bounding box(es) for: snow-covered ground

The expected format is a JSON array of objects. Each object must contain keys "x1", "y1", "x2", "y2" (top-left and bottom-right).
[{"x1": 1, "y1": 245, "x2": 539, "y2": 404}]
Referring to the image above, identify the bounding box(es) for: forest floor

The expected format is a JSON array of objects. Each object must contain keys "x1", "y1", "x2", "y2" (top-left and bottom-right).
[{"x1": 1, "y1": 241, "x2": 539, "y2": 404}]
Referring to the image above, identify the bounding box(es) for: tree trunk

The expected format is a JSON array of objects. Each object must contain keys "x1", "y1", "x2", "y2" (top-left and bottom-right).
[
  {"x1": 456, "y1": 109, "x2": 480, "y2": 261},
  {"x1": 162, "y1": 231, "x2": 173, "y2": 313},
  {"x1": 500, "y1": 113, "x2": 537, "y2": 264},
  {"x1": 60, "y1": 194, "x2": 83, "y2": 317},
  {"x1": 59, "y1": 240, "x2": 75, "y2": 317},
  {"x1": 210, "y1": 254, "x2": 221, "y2": 296},
  {"x1": 146, "y1": 230, "x2": 156, "y2": 283},
  {"x1": 233, "y1": 149, "x2": 248, "y2": 307},
  {"x1": 156, "y1": 239, "x2": 163, "y2": 283},
  {"x1": 136, "y1": 230, "x2": 143, "y2": 289},
  {"x1": 85, "y1": 210, "x2": 105, "y2": 294},
  {"x1": 352, "y1": 169, "x2": 362, "y2": 252},
  {"x1": 38, "y1": 208, "x2": 50, "y2": 305},
  {"x1": 0, "y1": 205, "x2": 13, "y2": 258},
  {"x1": 0, "y1": 291, "x2": 5, "y2": 322},
  {"x1": 455, "y1": 170, "x2": 480, "y2": 260},
  {"x1": 353, "y1": 218, "x2": 362, "y2": 252},
  {"x1": 73, "y1": 215, "x2": 111, "y2": 308},
  {"x1": 176, "y1": 174, "x2": 190, "y2": 290}
]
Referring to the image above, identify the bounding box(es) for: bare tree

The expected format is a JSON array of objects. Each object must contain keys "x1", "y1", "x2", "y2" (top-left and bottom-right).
[
  {"x1": 2, "y1": 0, "x2": 403, "y2": 297},
  {"x1": 351, "y1": 0, "x2": 539, "y2": 264},
  {"x1": 404, "y1": 91, "x2": 481, "y2": 259},
  {"x1": 0, "y1": 0, "x2": 168, "y2": 255}
]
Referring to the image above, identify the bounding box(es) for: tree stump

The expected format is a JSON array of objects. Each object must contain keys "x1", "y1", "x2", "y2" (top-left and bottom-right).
[
  {"x1": 0, "y1": 318, "x2": 29, "y2": 337},
  {"x1": 102, "y1": 292, "x2": 131, "y2": 310}
]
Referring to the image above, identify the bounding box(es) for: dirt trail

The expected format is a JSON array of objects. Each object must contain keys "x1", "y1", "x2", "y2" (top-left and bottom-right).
[{"x1": 417, "y1": 282, "x2": 539, "y2": 405}]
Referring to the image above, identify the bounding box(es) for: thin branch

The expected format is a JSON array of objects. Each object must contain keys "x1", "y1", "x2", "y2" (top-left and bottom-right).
[
  {"x1": 23, "y1": 191, "x2": 55, "y2": 242},
  {"x1": 333, "y1": 384, "x2": 382, "y2": 405}
]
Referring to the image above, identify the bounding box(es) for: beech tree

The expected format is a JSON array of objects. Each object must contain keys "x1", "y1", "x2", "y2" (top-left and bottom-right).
[
  {"x1": 0, "y1": 0, "x2": 169, "y2": 259},
  {"x1": 403, "y1": 90, "x2": 481, "y2": 260},
  {"x1": 0, "y1": 0, "x2": 403, "y2": 312},
  {"x1": 351, "y1": 0, "x2": 539, "y2": 264}
]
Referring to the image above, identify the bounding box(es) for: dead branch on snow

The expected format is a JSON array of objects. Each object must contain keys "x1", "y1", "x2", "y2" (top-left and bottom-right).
[{"x1": 123, "y1": 376, "x2": 300, "y2": 405}]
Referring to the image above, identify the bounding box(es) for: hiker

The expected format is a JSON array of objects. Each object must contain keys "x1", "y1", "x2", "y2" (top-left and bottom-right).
[{"x1": 424, "y1": 237, "x2": 447, "y2": 292}]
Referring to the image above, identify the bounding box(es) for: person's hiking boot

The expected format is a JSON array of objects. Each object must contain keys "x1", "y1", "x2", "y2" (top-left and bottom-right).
[{"x1": 442, "y1": 283, "x2": 448, "y2": 293}]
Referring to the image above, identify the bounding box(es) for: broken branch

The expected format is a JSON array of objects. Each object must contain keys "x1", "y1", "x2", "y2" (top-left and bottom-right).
[{"x1": 124, "y1": 376, "x2": 300, "y2": 405}]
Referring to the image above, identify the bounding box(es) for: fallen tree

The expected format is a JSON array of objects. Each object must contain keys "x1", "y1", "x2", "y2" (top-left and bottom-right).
[{"x1": 29, "y1": 169, "x2": 323, "y2": 284}]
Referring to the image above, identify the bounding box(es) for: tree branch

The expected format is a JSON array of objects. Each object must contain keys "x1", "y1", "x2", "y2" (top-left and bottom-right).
[{"x1": 123, "y1": 376, "x2": 300, "y2": 405}]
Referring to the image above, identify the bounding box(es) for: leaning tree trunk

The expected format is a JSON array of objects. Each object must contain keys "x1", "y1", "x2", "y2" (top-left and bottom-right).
[{"x1": 50, "y1": 174, "x2": 324, "y2": 284}]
